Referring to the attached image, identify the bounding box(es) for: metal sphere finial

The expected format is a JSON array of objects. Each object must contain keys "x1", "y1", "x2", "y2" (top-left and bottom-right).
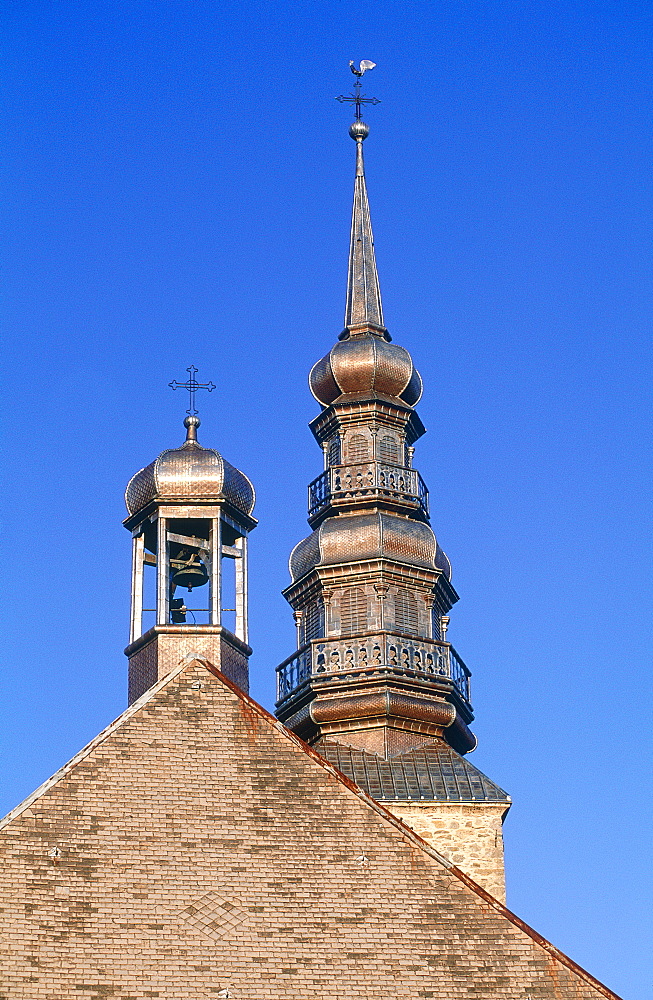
[
  {"x1": 184, "y1": 413, "x2": 201, "y2": 442},
  {"x1": 349, "y1": 120, "x2": 370, "y2": 141}
]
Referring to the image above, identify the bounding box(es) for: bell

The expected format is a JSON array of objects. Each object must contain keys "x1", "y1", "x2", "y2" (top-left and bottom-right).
[{"x1": 171, "y1": 556, "x2": 209, "y2": 592}]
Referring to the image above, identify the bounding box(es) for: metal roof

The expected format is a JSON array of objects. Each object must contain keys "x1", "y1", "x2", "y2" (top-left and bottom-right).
[{"x1": 315, "y1": 738, "x2": 510, "y2": 804}]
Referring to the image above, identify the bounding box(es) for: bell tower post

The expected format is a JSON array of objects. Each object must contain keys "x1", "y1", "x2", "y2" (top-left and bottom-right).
[{"x1": 124, "y1": 394, "x2": 257, "y2": 704}]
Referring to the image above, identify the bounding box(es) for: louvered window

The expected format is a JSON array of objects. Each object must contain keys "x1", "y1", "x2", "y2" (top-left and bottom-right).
[
  {"x1": 328, "y1": 437, "x2": 341, "y2": 467},
  {"x1": 348, "y1": 433, "x2": 368, "y2": 463},
  {"x1": 432, "y1": 606, "x2": 442, "y2": 641},
  {"x1": 379, "y1": 434, "x2": 399, "y2": 465},
  {"x1": 302, "y1": 602, "x2": 324, "y2": 643},
  {"x1": 340, "y1": 588, "x2": 367, "y2": 636},
  {"x1": 394, "y1": 589, "x2": 418, "y2": 635}
]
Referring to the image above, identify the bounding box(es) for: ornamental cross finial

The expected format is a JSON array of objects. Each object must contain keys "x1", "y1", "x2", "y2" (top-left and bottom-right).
[
  {"x1": 169, "y1": 365, "x2": 215, "y2": 415},
  {"x1": 336, "y1": 60, "x2": 379, "y2": 121}
]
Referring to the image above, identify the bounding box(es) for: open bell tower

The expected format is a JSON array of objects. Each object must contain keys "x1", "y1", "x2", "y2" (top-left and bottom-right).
[{"x1": 123, "y1": 406, "x2": 257, "y2": 704}]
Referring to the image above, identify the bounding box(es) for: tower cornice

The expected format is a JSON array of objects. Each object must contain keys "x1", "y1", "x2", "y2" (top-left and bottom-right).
[{"x1": 309, "y1": 398, "x2": 426, "y2": 447}]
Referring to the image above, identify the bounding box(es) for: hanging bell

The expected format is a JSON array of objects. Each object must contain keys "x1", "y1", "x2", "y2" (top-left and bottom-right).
[{"x1": 171, "y1": 554, "x2": 209, "y2": 592}]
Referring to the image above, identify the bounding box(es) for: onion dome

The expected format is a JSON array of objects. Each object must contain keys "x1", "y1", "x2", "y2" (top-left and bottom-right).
[
  {"x1": 289, "y1": 512, "x2": 451, "y2": 582},
  {"x1": 310, "y1": 334, "x2": 422, "y2": 406},
  {"x1": 125, "y1": 415, "x2": 255, "y2": 518}
]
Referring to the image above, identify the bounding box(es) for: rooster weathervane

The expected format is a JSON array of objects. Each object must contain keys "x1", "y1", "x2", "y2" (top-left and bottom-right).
[{"x1": 336, "y1": 60, "x2": 379, "y2": 120}]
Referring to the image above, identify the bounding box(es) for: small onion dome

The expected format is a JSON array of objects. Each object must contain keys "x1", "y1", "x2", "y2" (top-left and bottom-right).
[
  {"x1": 125, "y1": 415, "x2": 255, "y2": 518},
  {"x1": 309, "y1": 333, "x2": 423, "y2": 407},
  {"x1": 289, "y1": 511, "x2": 451, "y2": 582}
]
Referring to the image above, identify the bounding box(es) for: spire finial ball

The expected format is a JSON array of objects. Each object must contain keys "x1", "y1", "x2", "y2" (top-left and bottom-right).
[
  {"x1": 349, "y1": 120, "x2": 370, "y2": 141},
  {"x1": 183, "y1": 413, "x2": 201, "y2": 442}
]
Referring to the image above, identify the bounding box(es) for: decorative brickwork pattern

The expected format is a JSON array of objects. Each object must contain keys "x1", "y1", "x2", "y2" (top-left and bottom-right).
[
  {"x1": 180, "y1": 891, "x2": 249, "y2": 942},
  {"x1": 0, "y1": 660, "x2": 619, "y2": 999}
]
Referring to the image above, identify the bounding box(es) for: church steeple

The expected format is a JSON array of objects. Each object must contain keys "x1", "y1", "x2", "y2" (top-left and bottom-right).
[
  {"x1": 275, "y1": 84, "x2": 477, "y2": 760},
  {"x1": 273, "y1": 70, "x2": 512, "y2": 900}
]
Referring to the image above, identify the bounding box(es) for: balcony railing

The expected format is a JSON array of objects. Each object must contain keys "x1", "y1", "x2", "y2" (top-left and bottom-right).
[
  {"x1": 276, "y1": 633, "x2": 471, "y2": 705},
  {"x1": 308, "y1": 462, "x2": 429, "y2": 519}
]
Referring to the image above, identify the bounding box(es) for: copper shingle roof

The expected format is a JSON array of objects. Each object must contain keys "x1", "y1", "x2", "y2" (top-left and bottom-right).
[{"x1": 316, "y1": 738, "x2": 510, "y2": 803}]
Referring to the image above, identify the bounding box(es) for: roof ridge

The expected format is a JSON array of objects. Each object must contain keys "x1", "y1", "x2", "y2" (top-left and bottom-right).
[{"x1": 0, "y1": 656, "x2": 193, "y2": 831}]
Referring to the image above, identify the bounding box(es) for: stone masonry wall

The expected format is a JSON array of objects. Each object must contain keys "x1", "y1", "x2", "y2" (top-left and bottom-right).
[{"x1": 387, "y1": 800, "x2": 508, "y2": 903}]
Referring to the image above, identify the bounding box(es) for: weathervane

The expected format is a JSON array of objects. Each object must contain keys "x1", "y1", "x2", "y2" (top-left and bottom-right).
[
  {"x1": 336, "y1": 60, "x2": 379, "y2": 121},
  {"x1": 169, "y1": 365, "x2": 215, "y2": 415}
]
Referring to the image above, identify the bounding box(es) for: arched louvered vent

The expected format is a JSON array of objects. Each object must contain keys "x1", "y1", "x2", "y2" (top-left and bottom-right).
[
  {"x1": 328, "y1": 437, "x2": 341, "y2": 467},
  {"x1": 394, "y1": 589, "x2": 419, "y2": 635},
  {"x1": 379, "y1": 434, "x2": 399, "y2": 464},
  {"x1": 340, "y1": 588, "x2": 367, "y2": 636},
  {"x1": 302, "y1": 602, "x2": 324, "y2": 643},
  {"x1": 348, "y1": 433, "x2": 368, "y2": 463},
  {"x1": 432, "y1": 606, "x2": 442, "y2": 641}
]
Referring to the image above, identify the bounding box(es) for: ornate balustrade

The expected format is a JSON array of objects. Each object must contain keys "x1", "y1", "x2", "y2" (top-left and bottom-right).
[
  {"x1": 276, "y1": 633, "x2": 471, "y2": 704},
  {"x1": 308, "y1": 462, "x2": 429, "y2": 518}
]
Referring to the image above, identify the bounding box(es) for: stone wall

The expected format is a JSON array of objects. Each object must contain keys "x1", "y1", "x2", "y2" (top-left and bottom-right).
[{"x1": 387, "y1": 800, "x2": 509, "y2": 902}]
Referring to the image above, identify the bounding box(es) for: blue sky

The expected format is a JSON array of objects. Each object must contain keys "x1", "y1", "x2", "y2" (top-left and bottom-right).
[{"x1": 1, "y1": 2, "x2": 651, "y2": 996}]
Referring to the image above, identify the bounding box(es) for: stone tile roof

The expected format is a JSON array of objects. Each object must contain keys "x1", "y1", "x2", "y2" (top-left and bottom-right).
[
  {"x1": 0, "y1": 658, "x2": 619, "y2": 999},
  {"x1": 315, "y1": 737, "x2": 511, "y2": 803}
]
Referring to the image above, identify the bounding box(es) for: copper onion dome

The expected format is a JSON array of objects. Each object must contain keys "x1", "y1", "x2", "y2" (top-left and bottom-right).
[
  {"x1": 289, "y1": 512, "x2": 451, "y2": 582},
  {"x1": 125, "y1": 415, "x2": 255, "y2": 518},
  {"x1": 309, "y1": 334, "x2": 423, "y2": 406}
]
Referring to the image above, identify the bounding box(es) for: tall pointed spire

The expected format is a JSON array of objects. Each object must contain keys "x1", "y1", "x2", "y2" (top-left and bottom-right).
[
  {"x1": 344, "y1": 120, "x2": 386, "y2": 335},
  {"x1": 274, "y1": 65, "x2": 513, "y2": 906}
]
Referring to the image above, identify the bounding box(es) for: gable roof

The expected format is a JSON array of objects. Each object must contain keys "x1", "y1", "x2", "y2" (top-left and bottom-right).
[{"x1": 0, "y1": 657, "x2": 620, "y2": 999}]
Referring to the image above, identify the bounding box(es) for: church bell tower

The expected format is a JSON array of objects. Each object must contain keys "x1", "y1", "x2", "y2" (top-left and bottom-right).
[
  {"x1": 275, "y1": 112, "x2": 475, "y2": 758},
  {"x1": 275, "y1": 72, "x2": 510, "y2": 900},
  {"x1": 123, "y1": 376, "x2": 257, "y2": 704}
]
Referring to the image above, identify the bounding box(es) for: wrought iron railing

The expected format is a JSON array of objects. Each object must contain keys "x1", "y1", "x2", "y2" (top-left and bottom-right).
[
  {"x1": 308, "y1": 462, "x2": 429, "y2": 518},
  {"x1": 276, "y1": 633, "x2": 471, "y2": 704}
]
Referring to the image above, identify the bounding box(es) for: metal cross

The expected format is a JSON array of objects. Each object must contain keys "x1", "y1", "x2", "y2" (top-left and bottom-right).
[
  {"x1": 336, "y1": 78, "x2": 380, "y2": 121},
  {"x1": 169, "y1": 366, "x2": 215, "y2": 415}
]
